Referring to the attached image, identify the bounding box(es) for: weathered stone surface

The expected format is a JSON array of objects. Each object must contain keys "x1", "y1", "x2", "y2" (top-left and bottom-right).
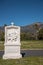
[{"x1": 3, "y1": 23, "x2": 22, "y2": 59}]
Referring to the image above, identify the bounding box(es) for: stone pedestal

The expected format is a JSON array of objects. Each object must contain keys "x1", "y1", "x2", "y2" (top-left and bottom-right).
[{"x1": 3, "y1": 23, "x2": 22, "y2": 59}]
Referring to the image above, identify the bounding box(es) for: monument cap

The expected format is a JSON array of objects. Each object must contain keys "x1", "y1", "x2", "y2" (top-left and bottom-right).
[{"x1": 11, "y1": 22, "x2": 14, "y2": 26}]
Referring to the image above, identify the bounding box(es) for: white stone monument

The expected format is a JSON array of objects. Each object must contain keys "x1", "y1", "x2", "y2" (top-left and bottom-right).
[{"x1": 3, "y1": 22, "x2": 22, "y2": 59}]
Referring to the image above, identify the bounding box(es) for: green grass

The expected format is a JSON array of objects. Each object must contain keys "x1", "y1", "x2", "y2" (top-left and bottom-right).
[
  {"x1": 0, "y1": 41, "x2": 43, "y2": 65},
  {"x1": 0, "y1": 41, "x2": 4, "y2": 50},
  {"x1": 0, "y1": 40, "x2": 43, "y2": 50},
  {"x1": 0, "y1": 56, "x2": 43, "y2": 65},
  {"x1": 21, "y1": 40, "x2": 43, "y2": 50}
]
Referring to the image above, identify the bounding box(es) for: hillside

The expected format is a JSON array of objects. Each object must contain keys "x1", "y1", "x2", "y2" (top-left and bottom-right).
[
  {"x1": 0, "y1": 22, "x2": 43, "y2": 40},
  {"x1": 0, "y1": 22, "x2": 43, "y2": 34},
  {"x1": 21, "y1": 22, "x2": 43, "y2": 34}
]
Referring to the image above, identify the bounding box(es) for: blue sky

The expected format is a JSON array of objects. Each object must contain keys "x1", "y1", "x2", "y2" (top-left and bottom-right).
[{"x1": 0, "y1": 0, "x2": 43, "y2": 26}]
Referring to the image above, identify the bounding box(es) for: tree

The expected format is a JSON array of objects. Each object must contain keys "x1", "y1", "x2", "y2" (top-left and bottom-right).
[
  {"x1": 3, "y1": 24, "x2": 7, "y2": 27},
  {"x1": 0, "y1": 30, "x2": 4, "y2": 41},
  {"x1": 20, "y1": 32, "x2": 36, "y2": 41},
  {"x1": 38, "y1": 28, "x2": 43, "y2": 40},
  {"x1": 34, "y1": 23, "x2": 39, "y2": 40},
  {"x1": 34, "y1": 23, "x2": 39, "y2": 30}
]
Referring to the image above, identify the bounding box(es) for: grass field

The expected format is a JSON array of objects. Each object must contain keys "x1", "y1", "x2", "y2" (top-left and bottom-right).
[
  {"x1": 21, "y1": 40, "x2": 43, "y2": 50},
  {"x1": 0, "y1": 41, "x2": 4, "y2": 50},
  {"x1": 0, "y1": 40, "x2": 43, "y2": 50},
  {"x1": 0, "y1": 56, "x2": 43, "y2": 65},
  {"x1": 0, "y1": 41, "x2": 43, "y2": 65}
]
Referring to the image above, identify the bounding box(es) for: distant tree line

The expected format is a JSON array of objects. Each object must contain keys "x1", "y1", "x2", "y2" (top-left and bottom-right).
[
  {"x1": 20, "y1": 23, "x2": 43, "y2": 40},
  {"x1": 20, "y1": 28, "x2": 43, "y2": 41},
  {"x1": 0, "y1": 28, "x2": 43, "y2": 41}
]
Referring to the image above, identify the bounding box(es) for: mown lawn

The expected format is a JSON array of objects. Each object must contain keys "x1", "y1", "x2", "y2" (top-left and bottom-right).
[
  {"x1": 0, "y1": 56, "x2": 43, "y2": 65},
  {"x1": 0, "y1": 40, "x2": 43, "y2": 50},
  {"x1": 21, "y1": 40, "x2": 43, "y2": 50},
  {"x1": 0, "y1": 41, "x2": 43, "y2": 65}
]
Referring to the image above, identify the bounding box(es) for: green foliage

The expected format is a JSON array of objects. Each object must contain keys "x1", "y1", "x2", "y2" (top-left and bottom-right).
[
  {"x1": 20, "y1": 33, "x2": 36, "y2": 41},
  {"x1": 0, "y1": 30, "x2": 4, "y2": 41},
  {"x1": 0, "y1": 40, "x2": 43, "y2": 50},
  {"x1": 38, "y1": 28, "x2": 43, "y2": 40},
  {"x1": 21, "y1": 28, "x2": 43, "y2": 40},
  {"x1": 4, "y1": 24, "x2": 7, "y2": 27},
  {"x1": 34, "y1": 23, "x2": 39, "y2": 30}
]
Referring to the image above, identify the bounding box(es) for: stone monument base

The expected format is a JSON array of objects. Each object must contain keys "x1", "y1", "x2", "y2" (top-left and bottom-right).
[
  {"x1": 3, "y1": 24, "x2": 22, "y2": 59},
  {"x1": 3, "y1": 53, "x2": 22, "y2": 59}
]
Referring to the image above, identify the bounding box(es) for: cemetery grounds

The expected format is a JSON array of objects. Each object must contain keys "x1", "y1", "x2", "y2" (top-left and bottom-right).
[{"x1": 0, "y1": 40, "x2": 43, "y2": 65}]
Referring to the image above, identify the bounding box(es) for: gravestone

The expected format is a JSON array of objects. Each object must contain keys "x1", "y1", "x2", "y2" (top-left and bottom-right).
[{"x1": 3, "y1": 22, "x2": 22, "y2": 59}]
